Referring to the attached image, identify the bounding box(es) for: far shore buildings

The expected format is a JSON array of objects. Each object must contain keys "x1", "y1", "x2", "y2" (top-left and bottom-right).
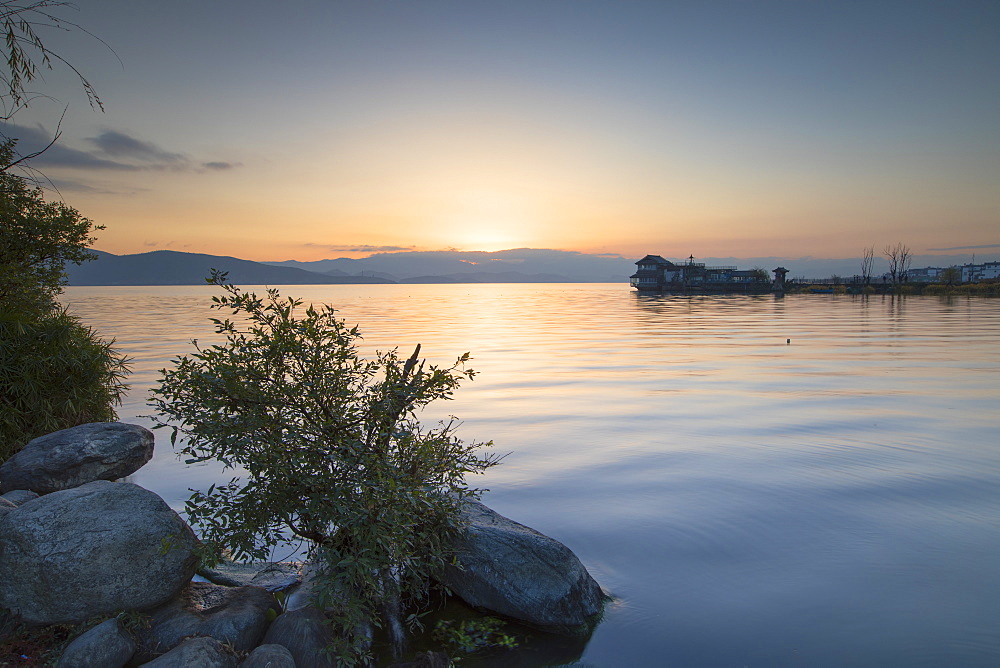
[
  {"x1": 630, "y1": 255, "x2": 787, "y2": 293},
  {"x1": 900, "y1": 261, "x2": 999, "y2": 283}
]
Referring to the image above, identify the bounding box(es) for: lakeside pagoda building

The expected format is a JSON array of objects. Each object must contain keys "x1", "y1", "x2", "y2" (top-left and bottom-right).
[{"x1": 630, "y1": 255, "x2": 787, "y2": 293}]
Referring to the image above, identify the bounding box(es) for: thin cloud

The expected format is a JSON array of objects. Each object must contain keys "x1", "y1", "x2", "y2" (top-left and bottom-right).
[
  {"x1": 88, "y1": 130, "x2": 186, "y2": 164},
  {"x1": 3, "y1": 124, "x2": 138, "y2": 170},
  {"x1": 927, "y1": 244, "x2": 1000, "y2": 251},
  {"x1": 2, "y1": 123, "x2": 237, "y2": 174},
  {"x1": 305, "y1": 243, "x2": 416, "y2": 253},
  {"x1": 201, "y1": 161, "x2": 241, "y2": 171}
]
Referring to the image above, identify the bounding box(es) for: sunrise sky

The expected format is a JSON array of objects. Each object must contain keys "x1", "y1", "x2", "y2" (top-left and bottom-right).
[{"x1": 5, "y1": 0, "x2": 998, "y2": 262}]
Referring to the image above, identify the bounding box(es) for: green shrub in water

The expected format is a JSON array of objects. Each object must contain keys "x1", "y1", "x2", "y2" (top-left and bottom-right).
[{"x1": 151, "y1": 271, "x2": 502, "y2": 665}]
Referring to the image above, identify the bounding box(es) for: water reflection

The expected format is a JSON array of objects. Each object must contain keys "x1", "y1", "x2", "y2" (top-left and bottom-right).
[{"x1": 63, "y1": 286, "x2": 1000, "y2": 667}]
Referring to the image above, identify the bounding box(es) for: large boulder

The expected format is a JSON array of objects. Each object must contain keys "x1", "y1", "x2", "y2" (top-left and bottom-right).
[
  {"x1": 0, "y1": 422, "x2": 154, "y2": 494},
  {"x1": 439, "y1": 500, "x2": 606, "y2": 634},
  {"x1": 136, "y1": 582, "x2": 280, "y2": 662},
  {"x1": 0, "y1": 480, "x2": 199, "y2": 625}
]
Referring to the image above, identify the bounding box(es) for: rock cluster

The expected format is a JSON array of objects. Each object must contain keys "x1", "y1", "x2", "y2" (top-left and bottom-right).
[{"x1": 0, "y1": 422, "x2": 606, "y2": 665}]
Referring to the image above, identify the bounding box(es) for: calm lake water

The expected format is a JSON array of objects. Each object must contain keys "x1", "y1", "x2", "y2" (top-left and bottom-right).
[{"x1": 63, "y1": 284, "x2": 1000, "y2": 667}]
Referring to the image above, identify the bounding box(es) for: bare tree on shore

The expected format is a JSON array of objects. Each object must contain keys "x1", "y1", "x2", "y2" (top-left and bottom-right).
[
  {"x1": 883, "y1": 243, "x2": 912, "y2": 287},
  {"x1": 861, "y1": 246, "x2": 875, "y2": 286}
]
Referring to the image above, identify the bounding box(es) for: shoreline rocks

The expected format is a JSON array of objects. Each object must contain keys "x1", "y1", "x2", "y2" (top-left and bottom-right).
[
  {"x1": 134, "y1": 582, "x2": 281, "y2": 662},
  {"x1": 0, "y1": 421, "x2": 607, "y2": 665}
]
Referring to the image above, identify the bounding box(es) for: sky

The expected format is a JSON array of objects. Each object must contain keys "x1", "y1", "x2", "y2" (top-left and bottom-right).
[{"x1": 4, "y1": 0, "x2": 999, "y2": 263}]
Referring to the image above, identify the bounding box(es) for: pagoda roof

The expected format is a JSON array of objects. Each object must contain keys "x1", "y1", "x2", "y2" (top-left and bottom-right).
[{"x1": 636, "y1": 254, "x2": 676, "y2": 266}]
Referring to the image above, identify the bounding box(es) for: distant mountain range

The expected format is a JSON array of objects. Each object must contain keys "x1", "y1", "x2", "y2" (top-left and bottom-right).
[
  {"x1": 64, "y1": 248, "x2": 989, "y2": 286},
  {"x1": 65, "y1": 250, "x2": 395, "y2": 286},
  {"x1": 263, "y1": 249, "x2": 633, "y2": 283},
  {"x1": 65, "y1": 248, "x2": 635, "y2": 285}
]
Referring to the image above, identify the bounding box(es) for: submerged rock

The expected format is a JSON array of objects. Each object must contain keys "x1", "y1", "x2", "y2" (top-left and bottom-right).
[
  {"x1": 0, "y1": 480, "x2": 198, "y2": 625},
  {"x1": 440, "y1": 499, "x2": 606, "y2": 634},
  {"x1": 0, "y1": 422, "x2": 154, "y2": 494}
]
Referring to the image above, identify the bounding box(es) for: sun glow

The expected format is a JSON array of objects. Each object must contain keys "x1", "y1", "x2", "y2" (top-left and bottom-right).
[{"x1": 455, "y1": 230, "x2": 522, "y2": 253}]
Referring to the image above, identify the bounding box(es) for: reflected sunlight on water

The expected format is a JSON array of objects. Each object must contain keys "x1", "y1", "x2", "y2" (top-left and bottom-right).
[{"x1": 63, "y1": 285, "x2": 1000, "y2": 667}]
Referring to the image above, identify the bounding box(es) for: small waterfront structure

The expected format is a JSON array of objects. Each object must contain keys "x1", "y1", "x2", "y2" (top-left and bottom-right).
[{"x1": 630, "y1": 255, "x2": 786, "y2": 294}]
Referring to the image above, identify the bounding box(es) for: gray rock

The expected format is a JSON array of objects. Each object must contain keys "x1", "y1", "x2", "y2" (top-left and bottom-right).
[
  {"x1": 439, "y1": 499, "x2": 606, "y2": 634},
  {"x1": 199, "y1": 560, "x2": 302, "y2": 592},
  {"x1": 2, "y1": 489, "x2": 39, "y2": 506},
  {"x1": 56, "y1": 618, "x2": 136, "y2": 668},
  {"x1": 0, "y1": 496, "x2": 14, "y2": 518},
  {"x1": 0, "y1": 480, "x2": 199, "y2": 625},
  {"x1": 136, "y1": 582, "x2": 280, "y2": 662},
  {"x1": 261, "y1": 608, "x2": 336, "y2": 668},
  {"x1": 240, "y1": 643, "x2": 296, "y2": 668},
  {"x1": 0, "y1": 422, "x2": 154, "y2": 494},
  {"x1": 139, "y1": 636, "x2": 237, "y2": 668}
]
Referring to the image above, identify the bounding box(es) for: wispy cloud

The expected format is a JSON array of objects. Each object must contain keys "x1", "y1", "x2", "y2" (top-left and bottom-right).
[
  {"x1": 304, "y1": 243, "x2": 416, "y2": 253},
  {"x1": 88, "y1": 130, "x2": 185, "y2": 164},
  {"x1": 4, "y1": 124, "x2": 138, "y2": 170},
  {"x1": 1, "y1": 123, "x2": 239, "y2": 174},
  {"x1": 927, "y1": 244, "x2": 1000, "y2": 251},
  {"x1": 201, "y1": 161, "x2": 241, "y2": 171}
]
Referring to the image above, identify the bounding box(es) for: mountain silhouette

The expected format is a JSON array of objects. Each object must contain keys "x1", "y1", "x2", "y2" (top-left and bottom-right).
[{"x1": 65, "y1": 250, "x2": 395, "y2": 285}]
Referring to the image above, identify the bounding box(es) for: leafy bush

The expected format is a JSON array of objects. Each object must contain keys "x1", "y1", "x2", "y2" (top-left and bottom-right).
[
  {"x1": 0, "y1": 140, "x2": 101, "y2": 317},
  {"x1": 0, "y1": 311, "x2": 130, "y2": 462},
  {"x1": 150, "y1": 271, "x2": 501, "y2": 664}
]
